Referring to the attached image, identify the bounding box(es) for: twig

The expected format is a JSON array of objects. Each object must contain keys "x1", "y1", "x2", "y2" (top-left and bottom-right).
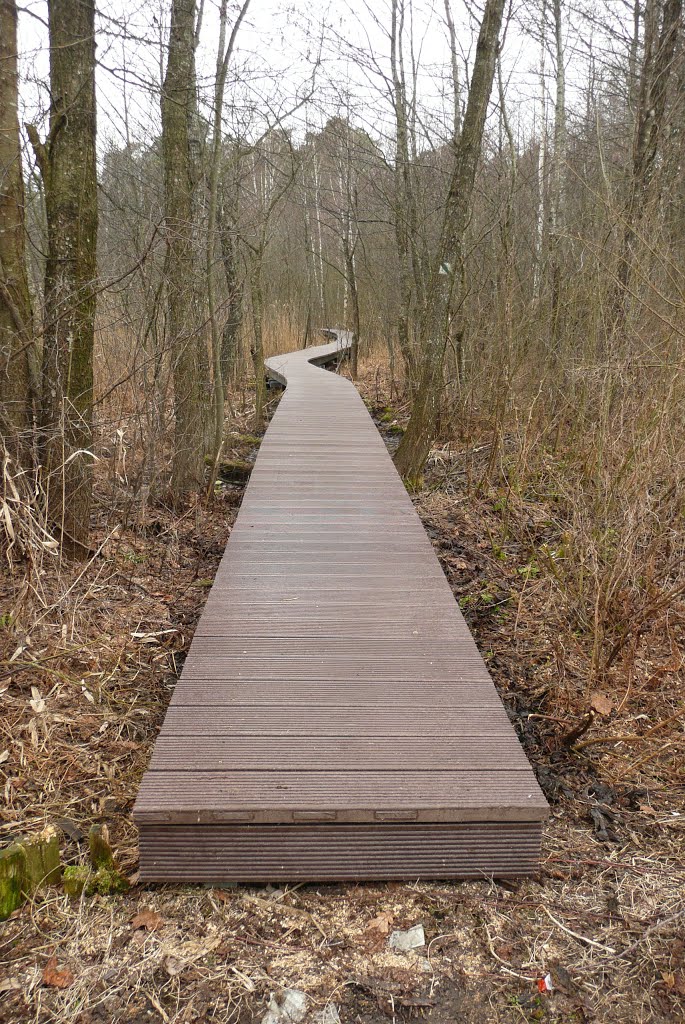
[
  {"x1": 622, "y1": 740, "x2": 673, "y2": 775},
  {"x1": 617, "y1": 907, "x2": 685, "y2": 960},
  {"x1": 483, "y1": 924, "x2": 537, "y2": 981},
  {"x1": 144, "y1": 991, "x2": 170, "y2": 1022},
  {"x1": 546, "y1": 856, "x2": 681, "y2": 877},
  {"x1": 559, "y1": 710, "x2": 596, "y2": 748},
  {"x1": 542, "y1": 906, "x2": 616, "y2": 953},
  {"x1": 574, "y1": 707, "x2": 685, "y2": 751}
]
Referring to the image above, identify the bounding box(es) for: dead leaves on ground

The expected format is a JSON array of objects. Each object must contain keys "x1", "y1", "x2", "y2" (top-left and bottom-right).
[
  {"x1": 590, "y1": 691, "x2": 614, "y2": 716},
  {"x1": 42, "y1": 956, "x2": 74, "y2": 989},
  {"x1": 131, "y1": 908, "x2": 164, "y2": 931},
  {"x1": 661, "y1": 972, "x2": 685, "y2": 996},
  {"x1": 362, "y1": 910, "x2": 394, "y2": 952}
]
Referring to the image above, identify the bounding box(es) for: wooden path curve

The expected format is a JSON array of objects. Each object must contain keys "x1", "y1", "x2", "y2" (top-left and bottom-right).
[{"x1": 134, "y1": 331, "x2": 548, "y2": 881}]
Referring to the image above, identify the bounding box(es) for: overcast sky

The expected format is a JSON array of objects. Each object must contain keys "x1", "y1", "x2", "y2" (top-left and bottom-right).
[{"x1": 16, "y1": 0, "x2": 631, "y2": 160}]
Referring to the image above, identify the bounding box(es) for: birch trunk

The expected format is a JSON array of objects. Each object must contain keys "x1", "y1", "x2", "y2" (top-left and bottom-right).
[
  {"x1": 206, "y1": 0, "x2": 250, "y2": 486},
  {"x1": 549, "y1": 0, "x2": 566, "y2": 351}
]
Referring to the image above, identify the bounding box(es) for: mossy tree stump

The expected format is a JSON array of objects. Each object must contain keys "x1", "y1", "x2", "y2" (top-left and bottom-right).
[{"x1": 0, "y1": 826, "x2": 61, "y2": 919}]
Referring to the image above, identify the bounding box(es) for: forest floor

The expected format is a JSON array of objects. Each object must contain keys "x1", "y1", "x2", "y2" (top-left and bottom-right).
[{"x1": 1, "y1": 359, "x2": 684, "y2": 1024}]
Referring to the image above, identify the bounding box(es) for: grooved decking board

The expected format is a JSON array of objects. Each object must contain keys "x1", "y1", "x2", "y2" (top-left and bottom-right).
[
  {"x1": 158, "y1": 705, "x2": 519, "y2": 735},
  {"x1": 168, "y1": 680, "x2": 503, "y2": 707},
  {"x1": 134, "y1": 770, "x2": 546, "y2": 824},
  {"x1": 138, "y1": 823, "x2": 543, "y2": 881},
  {"x1": 149, "y1": 736, "x2": 534, "y2": 771},
  {"x1": 133, "y1": 330, "x2": 548, "y2": 880},
  {"x1": 178, "y1": 658, "x2": 492, "y2": 681}
]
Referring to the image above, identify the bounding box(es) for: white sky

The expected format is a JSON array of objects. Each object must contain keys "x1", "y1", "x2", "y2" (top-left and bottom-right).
[{"x1": 16, "y1": 0, "x2": 632, "y2": 160}]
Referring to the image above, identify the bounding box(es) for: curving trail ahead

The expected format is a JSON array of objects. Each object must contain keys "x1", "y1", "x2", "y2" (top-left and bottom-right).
[{"x1": 134, "y1": 330, "x2": 547, "y2": 881}]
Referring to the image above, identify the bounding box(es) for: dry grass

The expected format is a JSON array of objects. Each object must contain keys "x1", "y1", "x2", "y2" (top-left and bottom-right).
[
  {"x1": 3, "y1": 818, "x2": 685, "y2": 1023},
  {"x1": 1, "y1": 351, "x2": 684, "y2": 1023}
]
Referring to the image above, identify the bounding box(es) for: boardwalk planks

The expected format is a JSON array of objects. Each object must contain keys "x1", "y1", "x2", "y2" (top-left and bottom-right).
[{"x1": 134, "y1": 331, "x2": 548, "y2": 880}]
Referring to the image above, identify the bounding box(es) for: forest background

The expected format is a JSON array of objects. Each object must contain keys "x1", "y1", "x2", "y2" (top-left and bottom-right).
[{"x1": 1, "y1": 0, "x2": 684, "y2": 1021}]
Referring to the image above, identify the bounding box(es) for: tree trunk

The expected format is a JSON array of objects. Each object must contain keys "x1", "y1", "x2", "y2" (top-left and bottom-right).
[
  {"x1": 205, "y1": 0, "x2": 250, "y2": 489},
  {"x1": 32, "y1": 0, "x2": 98, "y2": 555},
  {"x1": 162, "y1": 0, "x2": 206, "y2": 501},
  {"x1": 533, "y1": 0, "x2": 548, "y2": 304},
  {"x1": 390, "y1": 0, "x2": 419, "y2": 388},
  {"x1": 0, "y1": 0, "x2": 34, "y2": 453},
  {"x1": 549, "y1": 0, "x2": 566, "y2": 352},
  {"x1": 615, "y1": 0, "x2": 682, "y2": 309},
  {"x1": 218, "y1": 191, "x2": 242, "y2": 394},
  {"x1": 443, "y1": 0, "x2": 462, "y2": 141},
  {"x1": 393, "y1": 0, "x2": 506, "y2": 487},
  {"x1": 343, "y1": 233, "x2": 360, "y2": 379},
  {"x1": 249, "y1": 252, "x2": 266, "y2": 431}
]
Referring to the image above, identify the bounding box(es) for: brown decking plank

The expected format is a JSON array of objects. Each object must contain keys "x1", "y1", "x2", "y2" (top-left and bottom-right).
[
  {"x1": 138, "y1": 823, "x2": 543, "y2": 881},
  {"x1": 134, "y1": 770, "x2": 548, "y2": 824},
  {"x1": 183, "y1": 636, "x2": 485, "y2": 652},
  {"x1": 149, "y1": 736, "x2": 533, "y2": 771},
  {"x1": 168, "y1": 680, "x2": 502, "y2": 707},
  {"x1": 157, "y1": 705, "x2": 519, "y2": 735},
  {"x1": 133, "y1": 331, "x2": 548, "y2": 880},
  {"x1": 179, "y1": 658, "x2": 490, "y2": 681}
]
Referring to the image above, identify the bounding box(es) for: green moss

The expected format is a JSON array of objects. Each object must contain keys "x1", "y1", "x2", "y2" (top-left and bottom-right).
[
  {"x1": 403, "y1": 473, "x2": 424, "y2": 494},
  {"x1": 20, "y1": 827, "x2": 61, "y2": 888},
  {"x1": 89, "y1": 867, "x2": 128, "y2": 895},
  {"x1": 1, "y1": 827, "x2": 62, "y2": 919},
  {"x1": 223, "y1": 432, "x2": 262, "y2": 447},
  {"x1": 63, "y1": 864, "x2": 128, "y2": 898},
  {"x1": 62, "y1": 865, "x2": 90, "y2": 899},
  {"x1": 218, "y1": 459, "x2": 253, "y2": 483},
  {"x1": 86, "y1": 825, "x2": 127, "y2": 894},
  {"x1": 89, "y1": 825, "x2": 116, "y2": 871},
  {"x1": 0, "y1": 844, "x2": 26, "y2": 920}
]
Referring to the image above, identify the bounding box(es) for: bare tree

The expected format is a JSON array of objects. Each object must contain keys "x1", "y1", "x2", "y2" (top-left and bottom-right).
[
  {"x1": 0, "y1": 0, "x2": 34, "y2": 451},
  {"x1": 28, "y1": 0, "x2": 98, "y2": 554},
  {"x1": 241, "y1": 131, "x2": 297, "y2": 430},
  {"x1": 206, "y1": 0, "x2": 252, "y2": 485},
  {"x1": 615, "y1": 0, "x2": 682, "y2": 308},
  {"x1": 549, "y1": 0, "x2": 566, "y2": 349},
  {"x1": 390, "y1": 0, "x2": 421, "y2": 386},
  {"x1": 217, "y1": 149, "x2": 243, "y2": 394},
  {"x1": 393, "y1": 0, "x2": 507, "y2": 486},
  {"x1": 162, "y1": 0, "x2": 207, "y2": 501}
]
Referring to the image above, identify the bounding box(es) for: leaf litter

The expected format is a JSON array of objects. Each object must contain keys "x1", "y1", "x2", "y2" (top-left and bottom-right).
[{"x1": 0, "y1": 374, "x2": 684, "y2": 1022}]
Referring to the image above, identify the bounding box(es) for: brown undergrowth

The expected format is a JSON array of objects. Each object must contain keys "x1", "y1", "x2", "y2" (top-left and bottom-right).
[{"x1": 1, "y1": 357, "x2": 684, "y2": 1023}]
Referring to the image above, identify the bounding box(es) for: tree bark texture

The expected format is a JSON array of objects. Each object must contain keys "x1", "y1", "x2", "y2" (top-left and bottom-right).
[
  {"x1": 616, "y1": 0, "x2": 682, "y2": 302},
  {"x1": 162, "y1": 0, "x2": 206, "y2": 501},
  {"x1": 35, "y1": 0, "x2": 98, "y2": 552},
  {"x1": 217, "y1": 190, "x2": 242, "y2": 394},
  {"x1": 0, "y1": 0, "x2": 33, "y2": 451},
  {"x1": 393, "y1": 0, "x2": 506, "y2": 486}
]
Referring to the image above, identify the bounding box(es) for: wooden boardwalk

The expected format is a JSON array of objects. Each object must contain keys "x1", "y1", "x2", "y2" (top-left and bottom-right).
[{"x1": 134, "y1": 331, "x2": 548, "y2": 881}]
